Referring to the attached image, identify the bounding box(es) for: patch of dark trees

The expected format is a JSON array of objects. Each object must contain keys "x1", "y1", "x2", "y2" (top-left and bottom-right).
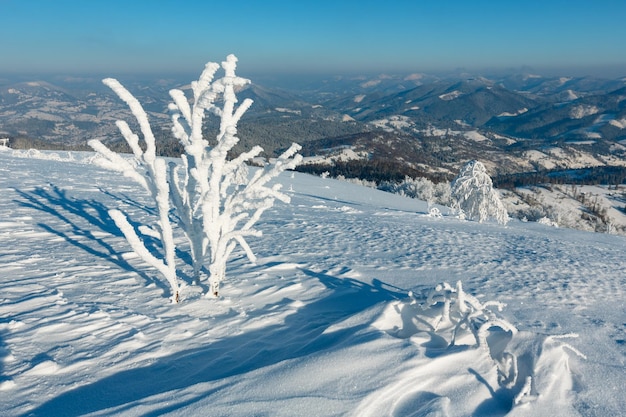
[
  {"x1": 493, "y1": 166, "x2": 626, "y2": 189},
  {"x1": 296, "y1": 159, "x2": 452, "y2": 184},
  {"x1": 6, "y1": 136, "x2": 92, "y2": 152}
]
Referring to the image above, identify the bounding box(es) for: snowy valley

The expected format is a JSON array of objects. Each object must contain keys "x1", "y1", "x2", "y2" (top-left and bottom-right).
[{"x1": 3, "y1": 71, "x2": 626, "y2": 239}]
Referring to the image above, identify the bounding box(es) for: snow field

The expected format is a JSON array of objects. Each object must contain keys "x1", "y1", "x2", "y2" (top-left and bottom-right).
[{"x1": 1, "y1": 149, "x2": 625, "y2": 416}]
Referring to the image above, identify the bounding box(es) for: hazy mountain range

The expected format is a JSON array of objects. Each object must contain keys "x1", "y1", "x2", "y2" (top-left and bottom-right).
[{"x1": 2, "y1": 70, "x2": 626, "y2": 183}]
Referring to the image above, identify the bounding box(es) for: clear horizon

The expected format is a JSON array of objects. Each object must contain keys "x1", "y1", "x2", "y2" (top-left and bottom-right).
[{"x1": 2, "y1": 0, "x2": 626, "y2": 78}]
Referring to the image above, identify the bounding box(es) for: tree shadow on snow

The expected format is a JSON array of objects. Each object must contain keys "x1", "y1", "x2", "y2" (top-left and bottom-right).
[
  {"x1": 13, "y1": 185, "x2": 168, "y2": 292},
  {"x1": 0, "y1": 332, "x2": 9, "y2": 386},
  {"x1": 98, "y1": 188, "x2": 157, "y2": 217},
  {"x1": 23, "y1": 268, "x2": 405, "y2": 416},
  {"x1": 97, "y1": 187, "x2": 201, "y2": 281},
  {"x1": 297, "y1": 192, "x2": 427, "y2": 215}
]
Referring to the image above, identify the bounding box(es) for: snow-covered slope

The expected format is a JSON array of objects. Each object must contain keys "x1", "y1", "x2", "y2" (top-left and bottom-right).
[{"x1": 1, "y1": 148, "x2": 625, "y2": 416}]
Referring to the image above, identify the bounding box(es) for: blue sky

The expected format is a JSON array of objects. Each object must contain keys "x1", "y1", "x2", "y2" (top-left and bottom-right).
[{"x1": 2, "y1": 0, "x2": 626, "y2": 77}]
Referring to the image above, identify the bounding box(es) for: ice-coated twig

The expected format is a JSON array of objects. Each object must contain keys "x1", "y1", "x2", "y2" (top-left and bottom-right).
[
  {"x1": 419, "y1": 280, "x2": 517, "y2": 348},
  {"x1": 514, "y1": 376, "x2": 533, "y2": 405},
  {"x1": 89, "y1": 79, "x2": 180, "y2": 302},
  {"x1": 166, "y1": 54, "x2": 301, "y2": 297},
  {"x1": 547, "y1": 333, "x2": 587, "y2": 359}
]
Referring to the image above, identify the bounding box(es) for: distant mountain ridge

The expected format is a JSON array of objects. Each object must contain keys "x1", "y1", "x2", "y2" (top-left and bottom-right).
[{"x1": 1, "y1": 71, "x2": 626, "y2": 182}]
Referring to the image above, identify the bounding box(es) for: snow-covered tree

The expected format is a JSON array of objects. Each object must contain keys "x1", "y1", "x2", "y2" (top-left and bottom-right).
[
  {"x1": 451, "y1": 160, "x2": 508, "y2": 224},
  {"x1": 92, "y1": 54, "x2": 302, "y2": 300}
]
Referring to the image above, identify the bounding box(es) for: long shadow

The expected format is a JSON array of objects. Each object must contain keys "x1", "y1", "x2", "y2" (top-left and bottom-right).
[
  {"x1": 99, "y1": 188, "x2": 157, "y2": 217},
  {"x1": 13, "y1": 185, "x2": 167, "y2": 292},
  {"x1": 469, "y1": 368, "x2": 514, "y2": 416},
  {"x1": 298, "y1": 193, "x2": 367, "y2": 208},
  {"x1": 297, "y1": 192, "x2": 427, "y2": 215},
  {"x1": 0, "y1": 331, "x2": 7, "y2": 386},
  {"x1": 24, "y1": 269, "x2": 405, "y2": 416},
  {"x1": 100, "y1": 187, "x2": 204, "y2": 281}
]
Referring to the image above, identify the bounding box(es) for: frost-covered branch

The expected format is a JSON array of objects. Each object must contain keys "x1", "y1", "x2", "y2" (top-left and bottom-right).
[
  {"x1": 416, "y1": 280, "x2": 517, "y2": 348},
  {"x1": 166, "y1": 54, "x2": 301, "y2": 297},
  {"x1": 90, "y1": 79, "x2": 180, "y2": 303},
  {"x1": 109, "y1": 209, "x2": 179, "y2": 301}
]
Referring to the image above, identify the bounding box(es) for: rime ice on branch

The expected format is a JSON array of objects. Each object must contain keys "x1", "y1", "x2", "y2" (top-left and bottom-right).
[
  {"x1": 91, "y1": 54, "x2": 301, "y2": 301},
  {"x1": 88, "y1": 78, "x2": 180, "y2": 303},
  {"x1": 167, "y1": 54, "x2": 302, "y2": 297}
]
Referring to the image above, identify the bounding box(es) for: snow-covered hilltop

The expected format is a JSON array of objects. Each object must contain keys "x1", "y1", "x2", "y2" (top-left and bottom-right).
[{"x1": 1, "y1": 148, "x2": 625, "y2": 416}]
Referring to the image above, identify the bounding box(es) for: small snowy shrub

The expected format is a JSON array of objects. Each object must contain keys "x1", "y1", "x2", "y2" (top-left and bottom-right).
[
  {"x1": 451, "y1": 160, "x2": 508, "y2": 224},
  {"x1": 167, "y1": 55, "x2": 302, "y2": 296},
  {"x1": 538, "y1": 216, "x2": 559, "y2": 227},
  {"x1": 428, "y1": 207, "x2": 443, "y2": 218},
  {"x1": 91, "y1": 55, "x2": 302, "y2": 300},
  {"x1": 406, "y1": 281, "x2": 585, "y2": 408},
  {"x1": 408, "y1": 281, "x2": 516, "y2": 348}
]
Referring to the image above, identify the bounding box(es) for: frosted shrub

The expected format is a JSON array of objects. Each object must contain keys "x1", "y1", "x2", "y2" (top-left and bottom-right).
[
  {"x1": 379, "y1": 176, "x2": 451, "y2": 206},
  {"x1": 451, "y1": 160, "x2": 508, "y2": 224},
  {"x1": 408, "y1": 281, "x2": 516, "y2": 348},
  {"x1": 406, "y1": 281, "x2": 585, "y2": 407},
  {"x1": 91, "y1": 55, "x2": 302, "y2": 300},
  {"x1": 538, "y1": 216, "x2": 558, "y2": 227},
  {"x1": 167, "y1": 55, "x2": 302, "y2": 296},
  {"x1": 428, "y1": 207, "x2": 443, "y2": 218}
]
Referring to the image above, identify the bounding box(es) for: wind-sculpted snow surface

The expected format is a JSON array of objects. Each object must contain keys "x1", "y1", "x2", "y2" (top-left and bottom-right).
[
  {"x1": 368, "y1": 282, "x2": 585, "y2": 416},
  {"x1": 1, "y1": 149, "x2": 626, "y2": 416}
]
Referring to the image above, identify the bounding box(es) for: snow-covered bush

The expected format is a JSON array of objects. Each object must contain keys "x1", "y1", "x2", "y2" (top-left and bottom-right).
[
  {"x1": 167, "y1": 55, "x2": 302, "y2": 296},
  {"x1": 402, "y1": 281, "x2": 585, "y2": 408},
  {"x1": 427, "y1": 206, "x2": 443, "y2": 218},
  {"x1": 451, "y1": 160, "x2": 508, "y2": 224},
  {"x1": 91, "y1": 55, "x2": 302, "y2": 300},
  {"x1": 538, "y1": 216, "x2": 559, "y2": 227},
  {"x1": 408, "y1": 281, "x2": 516, "y2": 348},
  {"x1": 379, "y1": 176, "x2": 452, "y2": 206}
]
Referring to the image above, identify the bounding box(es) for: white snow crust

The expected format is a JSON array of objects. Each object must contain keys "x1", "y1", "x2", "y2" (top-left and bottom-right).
[
  {"x1": 609, "y1": 118, "x2": 626, "y2": 129},
  {"x1": 439, "y1": 90, "x2": 463, "y2": 101},
  {"x1": 1, "y1": 149, "x2": 625, "y2": 416}
]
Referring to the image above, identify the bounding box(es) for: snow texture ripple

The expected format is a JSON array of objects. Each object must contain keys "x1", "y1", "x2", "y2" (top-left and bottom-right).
[{"x1": 1, "y1": 148, "x2": 625, "y2": 416}]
